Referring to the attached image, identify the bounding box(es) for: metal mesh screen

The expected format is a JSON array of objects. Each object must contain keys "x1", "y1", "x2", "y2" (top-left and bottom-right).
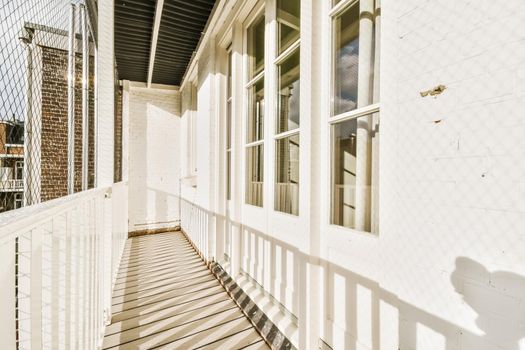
[{"x1": 0, "y1": 0, "x2": 97, "y2": 213}]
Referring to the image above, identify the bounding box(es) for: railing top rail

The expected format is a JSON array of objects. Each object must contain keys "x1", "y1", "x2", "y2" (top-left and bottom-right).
[{"x1": 0, "y1": 186, "x2": 111, "y2": 243}]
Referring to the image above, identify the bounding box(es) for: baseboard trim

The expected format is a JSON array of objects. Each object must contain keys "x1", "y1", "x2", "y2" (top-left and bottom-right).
[{"x1": 128, "y1": 225, "x2": 181, "y2": 238}]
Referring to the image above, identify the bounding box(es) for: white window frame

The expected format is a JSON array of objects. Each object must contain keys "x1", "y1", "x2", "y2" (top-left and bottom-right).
[
  {"x1": 14, "y1": 193, "x2": 23, "y2": 209},
  {"x1": 273, "y1": 0, "x2": 301, "y2": 216},
  {"x1": 244, "y1": 7, "x2": 266, "y2": 207},
  {"x1": 328, "y1": 0, "x2": 380, "y2": 233},
  {"x1": 226, "y1": 46, "x2": 233, "y2": 201},
  {"x1": 15, "y1": 160, "x2": 24, "y2": 180}
]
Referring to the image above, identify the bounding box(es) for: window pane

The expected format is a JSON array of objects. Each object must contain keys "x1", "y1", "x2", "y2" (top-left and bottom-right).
[
  {"x1": 331, "y1": 114, "x2": 378, "y2": 232},
  {"x1": 277, "y1": 48, "x2": 300, "y2": 133},
  {"x1": 275, "y1": 134, "x2": 299, "y2": 215},
  {"x1": 277, "y1": 0, "x2": 300, "y2": 54},
  {"x1": 248, "y1": 16, "x2": 265, "y2": 78},
  {"x1": 332, "y1": 118, "x2": 358, "y2": 228},
  {"x1": 333, "y1": 3, "x2": 360, "y2": 115},
  {"x1": 247, "y1": 78, "x2": 265, "y2": 142},
  {"x1": 246, "y1": 145, "x2": 264, "y2": 207}
]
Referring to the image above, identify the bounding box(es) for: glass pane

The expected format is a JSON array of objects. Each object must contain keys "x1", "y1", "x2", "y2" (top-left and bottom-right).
[
  {"x1": 333, "y1": 3, "x2": 360, "y2": 115},
  {"x1": 246, "y1": 145, "x2": 264, "y2": 207},
  {"x1": 277, "y1": 48, "x2": 300, "y2": 133},
  {"x1": 331, "y1": 114, "x2": 378, "y2": 232},
  {"x1": 248, "y1": 16, "x2": 265, "y2": 78},
  {"x1": 277, "y1": 0, "x2": 300, "y2": 54},
  {"x1": 332, "y1": 118, "x2": 358, "y2": 228},
  {"x1": 275, "y1": 134, "x2": 300, "y2": 215},
  {"x1": 247, "y1": 78, "x2": 265, "y2": 143}
]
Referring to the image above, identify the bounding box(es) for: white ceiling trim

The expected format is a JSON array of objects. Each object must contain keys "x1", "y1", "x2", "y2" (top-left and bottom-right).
[{"x1": 147, "y1": 0, "x2": 165, "y2": 88}]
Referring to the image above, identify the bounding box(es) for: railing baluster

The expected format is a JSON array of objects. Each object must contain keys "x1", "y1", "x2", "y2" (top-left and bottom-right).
[
  {"x1": 0, "y1": 238, "x2": 16, "y2": 346},
  {"x1": 41, "y1": 221, "x2": 53, "y2": 349},
  {"x1": 30, "y1": 227, "x2": 43, "y2": 349}
]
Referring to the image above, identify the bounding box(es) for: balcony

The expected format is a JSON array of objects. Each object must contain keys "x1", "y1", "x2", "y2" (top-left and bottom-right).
[
  {"x1": 1, "y1": 0, "x2": 524, "y2": 349},
  {"x1": 0, "y1": 179, "x2": 23, "y2": 192}
]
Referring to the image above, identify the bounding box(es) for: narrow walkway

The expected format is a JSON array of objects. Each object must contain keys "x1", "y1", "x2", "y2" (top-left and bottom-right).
[{"x1": 102, "y1": 231, "x2": 269, "y2": 350}]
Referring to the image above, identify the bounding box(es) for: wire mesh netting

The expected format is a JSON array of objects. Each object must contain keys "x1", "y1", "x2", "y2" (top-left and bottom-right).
[{"x1": 0, "y1": 0, "x2": 98, "y2": 213}]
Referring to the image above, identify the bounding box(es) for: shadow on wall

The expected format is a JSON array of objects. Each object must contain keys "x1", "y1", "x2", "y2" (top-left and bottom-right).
[
  {"x1": 179, "y1": 198, "x2": 525, "y2": 350},
  {"x1": 450, "y1": 257, "x2": 525, "y2": 350}
]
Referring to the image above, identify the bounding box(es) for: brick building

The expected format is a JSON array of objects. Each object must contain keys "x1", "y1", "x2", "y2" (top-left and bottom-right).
[
  {"x1": 23, "y1": 23, "x2": 95, "y2": 204},
  {"x1": 0, "y1": 119, "x2": 24, "y2": 211}
]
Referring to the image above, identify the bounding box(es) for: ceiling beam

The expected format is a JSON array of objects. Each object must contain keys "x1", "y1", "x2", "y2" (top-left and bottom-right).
[{"x1": 147, "y1": 0, "x2": 165, "y2": 88}]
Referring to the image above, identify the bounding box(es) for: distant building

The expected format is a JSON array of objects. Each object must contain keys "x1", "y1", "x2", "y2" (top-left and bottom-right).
[
  {"x1": 0, "y1": 119, "x2": 24, "y2": 212},
  {"x1": 22, "y1": 23, "x2": 95, "y2": 205}
]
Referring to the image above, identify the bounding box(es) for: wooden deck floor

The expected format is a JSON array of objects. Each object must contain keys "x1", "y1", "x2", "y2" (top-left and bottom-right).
[{"x1": 102, "y1": 232, "x2": 270, "y2": 350}]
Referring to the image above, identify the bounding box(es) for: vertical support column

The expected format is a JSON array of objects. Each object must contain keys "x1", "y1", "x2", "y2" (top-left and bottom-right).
[
  {"x1": 303, "y1": 0, "x2": 324, "y2": 348},
  {"x1": 264, "y1": 0, "x2": 277, "y2": 292},
  {"x1": 96, "y1": 0, "x2": 115, "y2": 188},
  {"x1": 230, "y1": 21, "x2": 243, "y2": 277},
  {"x1": 121, "y1": 80, "x2": 130, "y2": 182},
  {"x1": 81, "y1": 5, "x2": 90, "y2": 191},
  {"x1": 21, "y1": 27, "x2": 35, "y2": 206},
  {"x1": 354, "y1": 0, "x2": 375, "y2": 232},
  {"x1": 67, "y1": 4, "x2": 77, "y2": 195},
  {"x1": 371, "y1": 0, "x2": 381, "y2": 234},
  {"x1": 97, "y1": 0, "x2": 115, "y2": 327}
]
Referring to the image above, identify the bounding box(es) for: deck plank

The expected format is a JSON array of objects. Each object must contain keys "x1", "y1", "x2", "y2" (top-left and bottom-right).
[{"x1": 103, "y1": 231, "x2": 270, "y2": 349}]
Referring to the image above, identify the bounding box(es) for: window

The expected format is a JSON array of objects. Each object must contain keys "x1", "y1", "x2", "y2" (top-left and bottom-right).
[
  {"x1": 14, "y1": 193, "x2": 23, "y2": 209},
  {"x1": 330, "y1": 0, "x2": 380, "y2": 233},
  {"x1": 15, "y1": 161, "x2": 23, "y2": 180},
  {"x1": 275, "y1": 0, "x2": 300, "y2": 215},
  {"x1": 277, "y1": 0, "x2": 300, "y2": 55},
  {"x1": 333, "y1": 3, "x2": 360, "y2": 115},
  {"x1": 246, "y1": 15, "x2": 265, "y2": 207},
  {"x1": 226, "y1": 48, "x2": 233, "y2": 200}
]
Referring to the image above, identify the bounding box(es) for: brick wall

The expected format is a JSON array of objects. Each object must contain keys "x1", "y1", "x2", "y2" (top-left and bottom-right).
[
  {"x1": 128, "y1": 86, "x2": 180, "y2": 232},
  {"x1": 40, "y1": 46, "x2": 95, "y2": 202}
]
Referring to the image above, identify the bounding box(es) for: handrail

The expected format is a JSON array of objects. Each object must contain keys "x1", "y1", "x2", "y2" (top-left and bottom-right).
[
  {"x1": 0, "y1": 182, "x2": 128, "y2": 349},
  {"x1": 0, "y1": 186, "x2": 110, "y2": 243}
]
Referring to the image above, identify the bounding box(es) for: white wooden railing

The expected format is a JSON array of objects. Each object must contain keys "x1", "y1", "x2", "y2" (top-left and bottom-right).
[{"x1": 0, "y1": 182, "x2": 128, "y2": 350}]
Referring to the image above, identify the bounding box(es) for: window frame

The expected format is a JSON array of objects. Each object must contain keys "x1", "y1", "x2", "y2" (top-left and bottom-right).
[
  {"x1": 273, "y1": 0, "x2": 301, "y2": 216},
  {"x1": 226, "y1": 46, "x2": 233, "y2": 201},
  {"x1": 328, "y1": 0, "x2": 380, "y2": 233},
  {"x1": 244, "y1": 8, "x2": 266, "y2": 207}
]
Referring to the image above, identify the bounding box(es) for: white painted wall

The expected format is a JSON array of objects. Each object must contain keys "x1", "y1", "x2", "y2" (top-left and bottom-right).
[
  {"x1": 125, "y1": 83, "x2": 181, "y2": 232},
  {"x1": 166, "y1": 0, "x2": 525, "y2": 349}
]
